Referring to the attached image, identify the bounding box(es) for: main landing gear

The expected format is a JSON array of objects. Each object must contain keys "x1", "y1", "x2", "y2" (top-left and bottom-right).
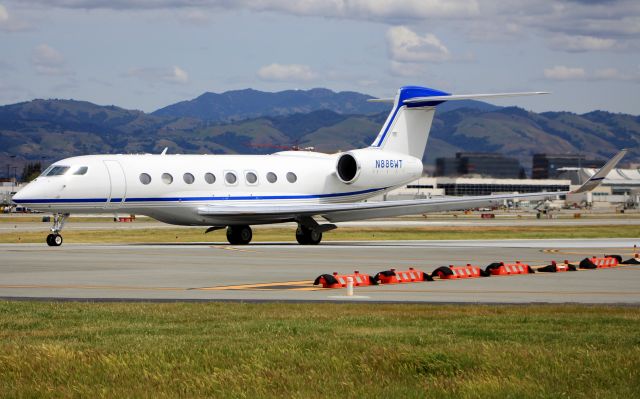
[
  {"x1": 295, "y1": 225, "x2": 322, "y2": 245},
  {"x1": 218, "y1": 219, "x2": 336, "y2": 246},
  {"x1": 46, "y1": 213, "x2": 69, "y2": 247},
  {"x1": 226, "y1": 225, "x2": 253, "y2": 245},
  {"x1": 294, "y1": 216, "x2": 336, "y2": 245}
]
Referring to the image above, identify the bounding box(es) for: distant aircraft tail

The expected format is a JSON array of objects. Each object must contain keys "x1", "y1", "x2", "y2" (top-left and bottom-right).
[{"x1": 369, "y1": 86, "x2": 548, "y2": 159}]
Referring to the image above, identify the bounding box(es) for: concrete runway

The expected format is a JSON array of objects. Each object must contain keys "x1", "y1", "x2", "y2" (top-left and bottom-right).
[
  {"x1": 1, "y1": 238, "x2": 639, "y2": 304},
  {"x1": 2, "y1": 217, "x2": 640, "y2": 232}
]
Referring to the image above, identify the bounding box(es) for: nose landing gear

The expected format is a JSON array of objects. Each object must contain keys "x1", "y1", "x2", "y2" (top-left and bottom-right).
[
  {"x1": 46, "y1": 213, "x2": 69, "y2": 247},
  {"x1": 46, "y1": 233, "x2": 63, "y2": 246}
]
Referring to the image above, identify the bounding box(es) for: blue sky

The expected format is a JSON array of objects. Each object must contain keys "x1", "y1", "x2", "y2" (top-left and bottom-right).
[{"x1": 1, "y1": 0, "x2": 638, "y2": 114}]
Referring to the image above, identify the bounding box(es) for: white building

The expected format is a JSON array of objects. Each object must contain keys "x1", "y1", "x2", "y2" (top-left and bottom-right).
[
  {"x1": 372, "y1": 176, "x2": 571, "y2": 203},
  {"x1": 560, "y1": 168, "x2": 640, "y2": 207}
]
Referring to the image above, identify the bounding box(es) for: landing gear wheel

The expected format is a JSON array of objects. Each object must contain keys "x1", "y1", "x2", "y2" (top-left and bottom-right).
[
  {"x1": 46, "y1": 233, "x2": 63, "y2": 247},
  {"x1": 226, "y1": 225, "x2": 252, "y2": 245},
  {"x1": 296, "y1": 226, "x2": 322, "y2": 245},
  {"x1": 46, "y1": 213, "x2": 69, "y2": 247}
]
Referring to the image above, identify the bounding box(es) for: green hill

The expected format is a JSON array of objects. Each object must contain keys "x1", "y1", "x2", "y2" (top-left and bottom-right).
[{"x1": 0, "y1": 93, "x2": 638, "y2": 177}]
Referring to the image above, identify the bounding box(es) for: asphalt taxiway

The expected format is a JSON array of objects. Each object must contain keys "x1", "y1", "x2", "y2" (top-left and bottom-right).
[
  {"x1": 3, "y1": 217, "x2": 640, "y2": 233},
  {"x1": 1, "y1": 238, "x2": 639, "y2": 304}
]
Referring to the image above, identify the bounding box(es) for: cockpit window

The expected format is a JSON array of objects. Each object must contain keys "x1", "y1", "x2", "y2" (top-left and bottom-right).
[
  {"x1": 43, "y1": 166, "x2": 70, "y2": 176},
  {"x1": 73, "y1": 166, "x2": 88, "y2": 175}
]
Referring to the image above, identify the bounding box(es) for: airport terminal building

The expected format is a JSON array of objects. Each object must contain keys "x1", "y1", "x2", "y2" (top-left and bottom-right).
[
  {"x1": 373, "y1": 176, "x2": 571, "y2": 201},
  {"x1": 560, "y1": 168, "x2": 640, "y2": 207},
  {"x1": 378, "y1": 168, "x2": 640, "y2": 208}
]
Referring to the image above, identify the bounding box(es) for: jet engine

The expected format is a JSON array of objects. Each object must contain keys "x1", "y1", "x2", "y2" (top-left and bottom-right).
[{"x1": 334, "y1": 149, "x2": 423, "y2": 188}]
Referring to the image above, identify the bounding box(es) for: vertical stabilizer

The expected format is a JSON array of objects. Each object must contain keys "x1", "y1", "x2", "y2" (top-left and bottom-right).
[{"x1": 370, "y1": 86, "x2": 448, "y2": 159}]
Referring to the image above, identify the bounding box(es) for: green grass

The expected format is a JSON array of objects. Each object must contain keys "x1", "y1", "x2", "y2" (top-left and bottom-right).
[
  {"x1": 0, "y1": 302, "x2": 638, "y2": 397},
  {"x1": 1, "y1": 224, "x2": 640, "y2": 244}
]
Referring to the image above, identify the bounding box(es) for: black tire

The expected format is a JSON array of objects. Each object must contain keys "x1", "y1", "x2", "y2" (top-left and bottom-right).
[
  {"x1": 238, "y1": 225, "x2": 252, "y2": 244},
  {"x1": 47, "y1": 233, "x2": 63, "y2": 247},
  {"x1": 308, "y1": 229, "x2": 322, "y2": 245},
  {"x1": 295, "y1": 226, "x2": 322, "y2": 245},
  {"x1": 226, "y1": 225, "x2": 252, "y2": 245},
  {"x1": 295, "y1": 227, "x2": 309, "y2": 245}
]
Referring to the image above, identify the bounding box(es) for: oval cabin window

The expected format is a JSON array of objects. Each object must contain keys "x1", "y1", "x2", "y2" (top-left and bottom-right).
[
  {"x1": 225, "y1": 172, "x2": 237, "y2": 184},
  {"x1": 286, "y1": 172, "x2": 297, "y2": 183},
  {"x1": 246, "y1": 172, "x2": 257, "y2": 184},
  {"x1": 139, "y1": 173, "x2": 151, "y2": 185},
  {"x1": 204, "y1": 173, "x2": 216, "y2": 184},
  {"x1": 183, "y1": 173, "x2": 195, "y2": 184},
  {"x1": 266, "y1": 172, "x2": 277, "y2": 183},
  {"x1": 162, "y1": 173, "x2": 173, "y2": 184}
]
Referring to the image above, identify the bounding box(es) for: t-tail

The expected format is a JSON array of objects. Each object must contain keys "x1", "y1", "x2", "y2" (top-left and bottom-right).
[{"x1": 368, "y1": 86, "x2": 549, "y2": 159}]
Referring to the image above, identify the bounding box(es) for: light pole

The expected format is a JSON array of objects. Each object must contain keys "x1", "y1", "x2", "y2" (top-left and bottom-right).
[{"x1": 11, "y1": 166, "x2": 17, "y2": 192}]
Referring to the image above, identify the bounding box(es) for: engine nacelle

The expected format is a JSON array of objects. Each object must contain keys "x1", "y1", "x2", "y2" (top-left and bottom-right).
[{"x1": 335, "y1": 149, "x2": 423, "y2": 188}]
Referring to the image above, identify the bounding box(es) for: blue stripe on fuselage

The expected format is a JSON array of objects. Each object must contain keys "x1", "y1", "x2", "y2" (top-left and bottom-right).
[{"x1": 12, "y1": 187, "x2": 388, "y2": 205}]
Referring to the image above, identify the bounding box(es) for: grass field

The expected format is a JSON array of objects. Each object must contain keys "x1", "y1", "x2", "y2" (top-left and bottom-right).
[
  {"x1": 0, "y1": 301, "x2": 638, "y2": 398},
  {"x1": 1, "y1": 224, "x2": 639, "y2": 244}
]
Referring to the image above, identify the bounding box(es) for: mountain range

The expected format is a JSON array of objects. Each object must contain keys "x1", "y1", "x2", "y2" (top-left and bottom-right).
[{"x1": 0, "y1": 88, "x2": 638, "y2": 177}]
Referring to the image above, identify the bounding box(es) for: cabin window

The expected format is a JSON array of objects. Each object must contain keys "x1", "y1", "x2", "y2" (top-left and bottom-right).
[
  {"x1": 162, "y1": 173, "x2": 173, "y2": 184},
  {"x1": 139, "y1": 173, "x2": 151, "y2": 185},
  {"x1": 225, "y1": 172, "x2": 237, "y2": 185},
  {"x1": 183, "y1": 173, "x2": 195, "y2": 184},
  {"x1": 266, "y1": 172, "x2": 277, "y2": 183},
  {"x1": 245, "y1": 171, "x2": 257, "y2": 184},
  {"x1": 204, "y1": 173, "x2": 216, "y2": 184},
  {"x1": 44, "y1": 166, "x2": 70, "y2": 176},
  {"x1": 286, "y1": 172, "x2": 297, "y2": 183},
  {"x1": 73, "y1": 166, "x2": 88, "y2": 175}
]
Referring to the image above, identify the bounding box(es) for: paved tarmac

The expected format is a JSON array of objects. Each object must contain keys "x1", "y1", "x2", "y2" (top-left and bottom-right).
[
  {"x1": 2, "y1": 217, "x2": 639, "y2": 233},
  {"x1": 1, "y1": 238, "x2": 639, "y2": 304}
]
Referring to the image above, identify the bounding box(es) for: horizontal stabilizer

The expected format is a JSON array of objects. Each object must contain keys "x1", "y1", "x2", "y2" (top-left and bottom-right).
[
  {"x1": 368, "y1": 91, "x2": 549, "y2": 105},
  {"x1": 403, "y1": 92, "x2": 549, "y2": 104}
]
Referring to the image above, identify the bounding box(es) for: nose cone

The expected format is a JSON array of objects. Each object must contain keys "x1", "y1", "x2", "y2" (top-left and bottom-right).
[
  {"x1": 11, "y1": 184, "x2": 29, "y2": 203},
  {"x1": 11, "y1": 181, "x2": 40, "y2": 204}
]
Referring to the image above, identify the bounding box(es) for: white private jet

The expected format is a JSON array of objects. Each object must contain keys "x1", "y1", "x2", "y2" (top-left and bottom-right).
[{"x1": 12, "y1": 85, "x2": 627, "y2": 247}]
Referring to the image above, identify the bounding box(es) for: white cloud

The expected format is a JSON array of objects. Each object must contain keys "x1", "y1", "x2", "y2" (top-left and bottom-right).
[
  {"x1": 28, "y1": 0, "x2": 480, "y2": 20},
  {"x1": 550, "y1": 34, "x2": 618, "y2": 52},
  {"x1": 388, "y1": 60, "x2": 424, "y2": 77},
  {"x1": 126, "y1": 65, "x2": 189, "y2": 84},
  {"x1": 168, "y1": 66, "x2": 189, "y2": 83},
  {"x1": 17, "y1": 0, "x2": 640, "y2": 51},
  {"x1": 179, "y1": 10, "x2": 211, "y2": 25},
  {"x1": 544, "y1": 65, "x2": 639, "y2": 81},
  {"x1": 592, "y1": 67, "x2": 639, "y2": 81},
  {"x1": 593, "y1": 68, "x2": 623, "y2": 80},
  {"x1": 387, "y1": 26, "x2": 450, "y2": 63},
  {"x1": 0, "y1": 4, "x2": 8, "y2": 22},
  {"x1": 0, "y1": 3, "x2": 30, "y2": 31},
  {"x1": 31, "y1": 44, "x2": 68, "y2": 76},
  {"x1": 257, "y1": 63, "x2": 317, "y2": 82},
  {"x1": 544, "y1": 66, "x2": 587, "y2": 80}
]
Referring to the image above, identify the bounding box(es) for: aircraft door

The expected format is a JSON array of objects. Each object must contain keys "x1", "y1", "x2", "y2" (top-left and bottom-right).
[{"x1": 104, "y1": 160, "x2": 127, "y2": 208}]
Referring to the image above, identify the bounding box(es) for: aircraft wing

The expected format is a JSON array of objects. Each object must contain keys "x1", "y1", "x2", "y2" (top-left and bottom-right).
[
  {"x1": 197, "y1": 191, "x2": 563, "y2": 223},
  {"x1": 197, "y1": 150, "x2": 627, "y2": 224}
]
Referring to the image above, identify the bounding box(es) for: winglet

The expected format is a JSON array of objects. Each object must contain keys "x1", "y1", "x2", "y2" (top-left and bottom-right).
[{"x1": 571, "y1": 149, "x2": 628, "y2": 194}]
